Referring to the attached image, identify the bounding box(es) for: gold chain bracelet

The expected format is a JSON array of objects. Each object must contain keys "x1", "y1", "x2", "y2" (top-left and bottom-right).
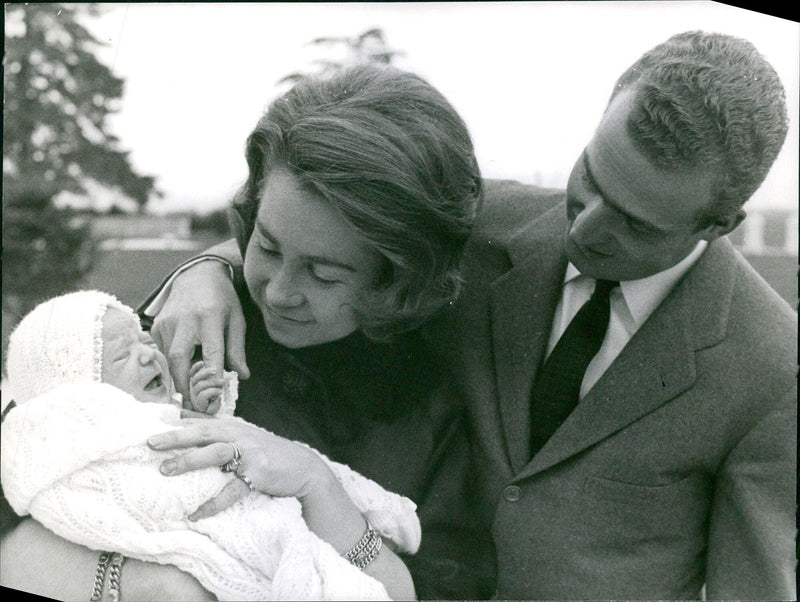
[
  {"x1": 89, "y1": 552, "x2": 111, "y2": 602},
  {"x1": 107, "y1": 553, "x2": 126, "y2": 602},
  {"x1": 89, "y1": 551, "x2": 125, "y2": 602},
  {"x1": 343, "y1": 522, "x2": 383, "y2": 570}
]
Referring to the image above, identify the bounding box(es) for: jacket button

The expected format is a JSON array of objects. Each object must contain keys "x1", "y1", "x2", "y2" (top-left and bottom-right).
[{"x1": 503, "y1": 485, "x2": 521, "y2": 502}]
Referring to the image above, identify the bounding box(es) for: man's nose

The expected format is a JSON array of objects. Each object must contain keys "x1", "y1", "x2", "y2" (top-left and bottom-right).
[{"x1": 571, "y1": 197, "x2": 614, "y2": 244}]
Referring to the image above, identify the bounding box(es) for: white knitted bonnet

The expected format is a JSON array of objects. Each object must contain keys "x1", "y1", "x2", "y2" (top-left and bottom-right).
[{"x1": 6, "y1": 290, "x2": 138, "y2": 405}]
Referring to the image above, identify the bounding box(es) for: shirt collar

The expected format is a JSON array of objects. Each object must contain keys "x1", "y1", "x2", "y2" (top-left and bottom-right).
[{"x1": 564, "y1": 240, "x2": 708, "y2": 328}]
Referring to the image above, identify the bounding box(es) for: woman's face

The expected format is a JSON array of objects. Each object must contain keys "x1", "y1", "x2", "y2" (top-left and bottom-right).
[{"x1": 244, "y1": 168, "x2": 383, "y2": 348}]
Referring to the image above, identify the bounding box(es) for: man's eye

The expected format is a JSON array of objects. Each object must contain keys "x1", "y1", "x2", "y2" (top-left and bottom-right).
[
  {"x1": 579, "y1": 171, "x2": 597, "y2": 192},
  {"x1": 115, "y1": 352, "x2": 130, "y2": 363},
  {"x1": 625, "y1": 215, "x2": 654, "y2": 233}
]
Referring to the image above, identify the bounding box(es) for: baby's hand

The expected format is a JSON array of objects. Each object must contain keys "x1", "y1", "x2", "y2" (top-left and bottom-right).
[{"x1": 189, "y1": 361, "x2": 224, "y2": 415}]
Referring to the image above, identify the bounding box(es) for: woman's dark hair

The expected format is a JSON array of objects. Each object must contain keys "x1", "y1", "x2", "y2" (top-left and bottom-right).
[{"x1": 231, "y1": 63, "x2": 482, "y2": 339}]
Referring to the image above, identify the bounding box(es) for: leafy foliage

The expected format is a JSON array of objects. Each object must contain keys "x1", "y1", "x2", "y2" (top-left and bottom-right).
[
  {"x1": 2, "y1": 3, "x2": 160, "y2": 357},
  {"x1": 279, "y1": 28, "x2": 404, "y2": 86},
  {"x1": 1, "y1": 190, "x2": 95, "y2": 367},
  {"x1": 191, "y1": 208, "x2": 232, "y2": 237},
  {"x1": 2, "y1": 201, "x2": 93, "y2": 306},
  {"x1": 3, "y1": 3, "x2": 158, "y2": 207}
]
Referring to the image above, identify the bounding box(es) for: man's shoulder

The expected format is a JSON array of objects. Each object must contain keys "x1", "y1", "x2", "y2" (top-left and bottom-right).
[
  {"x1": 728, "y1": 244, "x2": 797, "y2": 333},
  {"x1": 706, "y1": 241, "x2": 796, "y2": 318},
  {"x1": 454, "y1": 179, "x2": 565, "y2": 284},
  {"x1": 482, "y1": 178, "x2": 564, "y2": 204},
  {"x1": 696, "y1": 240, "x2": 796, "y2": 369},
  {"x1": 476, "y1": 179, "x2": 565, "y2": 241}
]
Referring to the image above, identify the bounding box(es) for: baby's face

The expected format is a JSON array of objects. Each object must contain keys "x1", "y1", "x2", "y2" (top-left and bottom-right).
[{"x1": 101, "y1": 307, "x2": 177, "y2": 405}]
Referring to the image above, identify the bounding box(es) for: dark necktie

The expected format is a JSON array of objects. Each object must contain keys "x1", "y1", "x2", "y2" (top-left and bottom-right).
[{"x1": 529, "y1": 279, "x2": 618, "y2": 458}]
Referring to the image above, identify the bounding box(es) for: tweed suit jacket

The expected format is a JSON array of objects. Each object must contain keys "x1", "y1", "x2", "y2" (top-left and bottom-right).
[{"x1": 428, "y1": 180, "x2": 797, "y2": 600}]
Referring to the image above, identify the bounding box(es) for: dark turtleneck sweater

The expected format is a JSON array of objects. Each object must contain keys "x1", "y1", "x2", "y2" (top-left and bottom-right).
[{"x1": 234, "y1": 291, "x2": 495, "y2": 599}]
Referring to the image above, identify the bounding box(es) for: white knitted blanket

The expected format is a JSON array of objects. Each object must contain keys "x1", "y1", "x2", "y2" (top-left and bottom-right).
[{"x1": 0, "y1": 382, "x2": 421, "y2": 601}]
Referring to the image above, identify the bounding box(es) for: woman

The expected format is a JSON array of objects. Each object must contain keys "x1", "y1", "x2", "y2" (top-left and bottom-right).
[{"x1": 1, "y1": 64, "x2": 494, "y2": 600}]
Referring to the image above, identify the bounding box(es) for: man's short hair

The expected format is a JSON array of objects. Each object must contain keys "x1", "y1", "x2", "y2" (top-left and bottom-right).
[{"x1": 611, "y1": 30, "x2": 789, "y2": 221}]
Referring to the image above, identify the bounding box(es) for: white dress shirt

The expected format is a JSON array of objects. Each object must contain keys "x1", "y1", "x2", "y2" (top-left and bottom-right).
[{"x1": 546, "y1": 241, "x2": 707, "y2": 398}]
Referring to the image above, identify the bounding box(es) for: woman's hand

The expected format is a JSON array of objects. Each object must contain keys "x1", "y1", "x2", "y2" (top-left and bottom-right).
[
  {"x1": 148, "y1": 417, "x2": 329, "y2": 520},
  {"x1": 148, "y1": 419, "x2": 417, "y2": 600},
  {"x1": 151, "y1": 258, "x2": 249, "y2": 408}
]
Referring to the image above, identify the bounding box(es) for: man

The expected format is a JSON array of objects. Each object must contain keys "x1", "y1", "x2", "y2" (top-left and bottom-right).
[
  {"x1": 424, "y1": 31, "x2": 796, "y2": 598},
  {"x1": 131, "y1": 31, "x2": 795, "y2": 598}
]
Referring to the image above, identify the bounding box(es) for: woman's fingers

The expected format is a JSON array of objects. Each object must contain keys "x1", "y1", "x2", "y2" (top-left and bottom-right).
[
  {"x1": 156, "y1": 441, "x2": 236, "y2": 475},
  {"x1": 152, "y1": 260, "x2": 238, "y2": 404},
  {"x1": 148, "y1": 421, "x2": 325, "y2": 499},
  {"x1": 162, "y1": 320, "x2": 202, "y2": 404},
  {"x1": 188, "y1": 477, "x2": 252, "y2": 521},
  {"x1": 224, "y1": 300, "x2": 250, "y2": 380},
  {"x1": 148, "y1": 421, "x2": 227, "y2": 450}
]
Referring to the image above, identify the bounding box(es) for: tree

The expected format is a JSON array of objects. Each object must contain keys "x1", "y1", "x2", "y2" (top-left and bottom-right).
[
  {"x1": 2, "y1": 196, "x2": 92, "y2": 311},
  {"x1": 2, "y1": 3, "x2": 159, "y2": 358},
  {"x1": 3, "y1": 3, "x2": 158, "y2": 208},
  {"x1": 191, "y1": 208, "x2": 232, "y2": 238},
  {"x1": 279, "y1": 28, "x2": 404, "y2": 86}
]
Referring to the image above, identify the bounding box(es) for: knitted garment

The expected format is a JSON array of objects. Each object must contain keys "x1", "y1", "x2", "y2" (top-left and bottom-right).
[
  {"x1": 5, "y1": 290, "x2": 133, "y2": 404},
  {"x1": 1, "y1": 382, "x2": 421, "y2": 600},
  {"x1": 4, "y1": 288, "x2": 236, "y2": 411}
]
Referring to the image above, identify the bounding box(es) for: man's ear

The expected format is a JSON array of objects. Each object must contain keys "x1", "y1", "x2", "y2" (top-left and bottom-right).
[{"x1": 701, "y1": 209, "x2": 746, "y2": 241}]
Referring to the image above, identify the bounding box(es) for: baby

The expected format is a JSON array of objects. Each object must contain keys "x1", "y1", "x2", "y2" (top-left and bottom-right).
[
  {"x1": 98, "y1": 295, "x2": 236, "y2": 413},
  {"x1": 1, "y1": 290, "x2": 420, "y2": 601}
]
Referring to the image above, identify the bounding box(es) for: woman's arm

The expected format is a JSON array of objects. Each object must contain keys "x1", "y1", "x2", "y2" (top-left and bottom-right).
[
  {"x1": 149, "y1": 419, "x2": 417, "y2": 600},
  {"x1": 299, "y1": 463, "x2": 416, "y2": 600},
  {"x1": 0, "y1": 519, "x2": 216, "y2": 601}
]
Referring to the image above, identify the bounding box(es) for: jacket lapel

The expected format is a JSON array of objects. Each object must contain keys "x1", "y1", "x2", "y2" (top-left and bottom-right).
[
  {"x1": 516, "y1": 238, "x2": 736, "y2": 480},
  {"x1": 490, "y1": 204, "x2": 567, "y2": 473}
]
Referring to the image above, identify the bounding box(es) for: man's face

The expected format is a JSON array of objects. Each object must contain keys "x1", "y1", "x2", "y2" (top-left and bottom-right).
[{"x1": 564, "y1": 88, "x2": 727, "y2": 282}]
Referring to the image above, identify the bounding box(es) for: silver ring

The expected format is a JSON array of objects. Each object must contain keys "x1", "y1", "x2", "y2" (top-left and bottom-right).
[
  {"x1": 237, "y1": 471, "x2": 255, "y2": 491},
  {"x1": 221, "y1": 442, "x2": 242, "y2": 473}
]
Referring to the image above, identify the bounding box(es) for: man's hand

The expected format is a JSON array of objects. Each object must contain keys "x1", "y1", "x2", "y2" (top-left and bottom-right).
[{"x1": 151, "y1": 260, "x2": 249, "y2": 409}]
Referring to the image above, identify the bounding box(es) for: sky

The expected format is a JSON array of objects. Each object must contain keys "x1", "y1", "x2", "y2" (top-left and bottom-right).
[{"x1": 76, "y1": 1, "x2": 798, "y2": 214}]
